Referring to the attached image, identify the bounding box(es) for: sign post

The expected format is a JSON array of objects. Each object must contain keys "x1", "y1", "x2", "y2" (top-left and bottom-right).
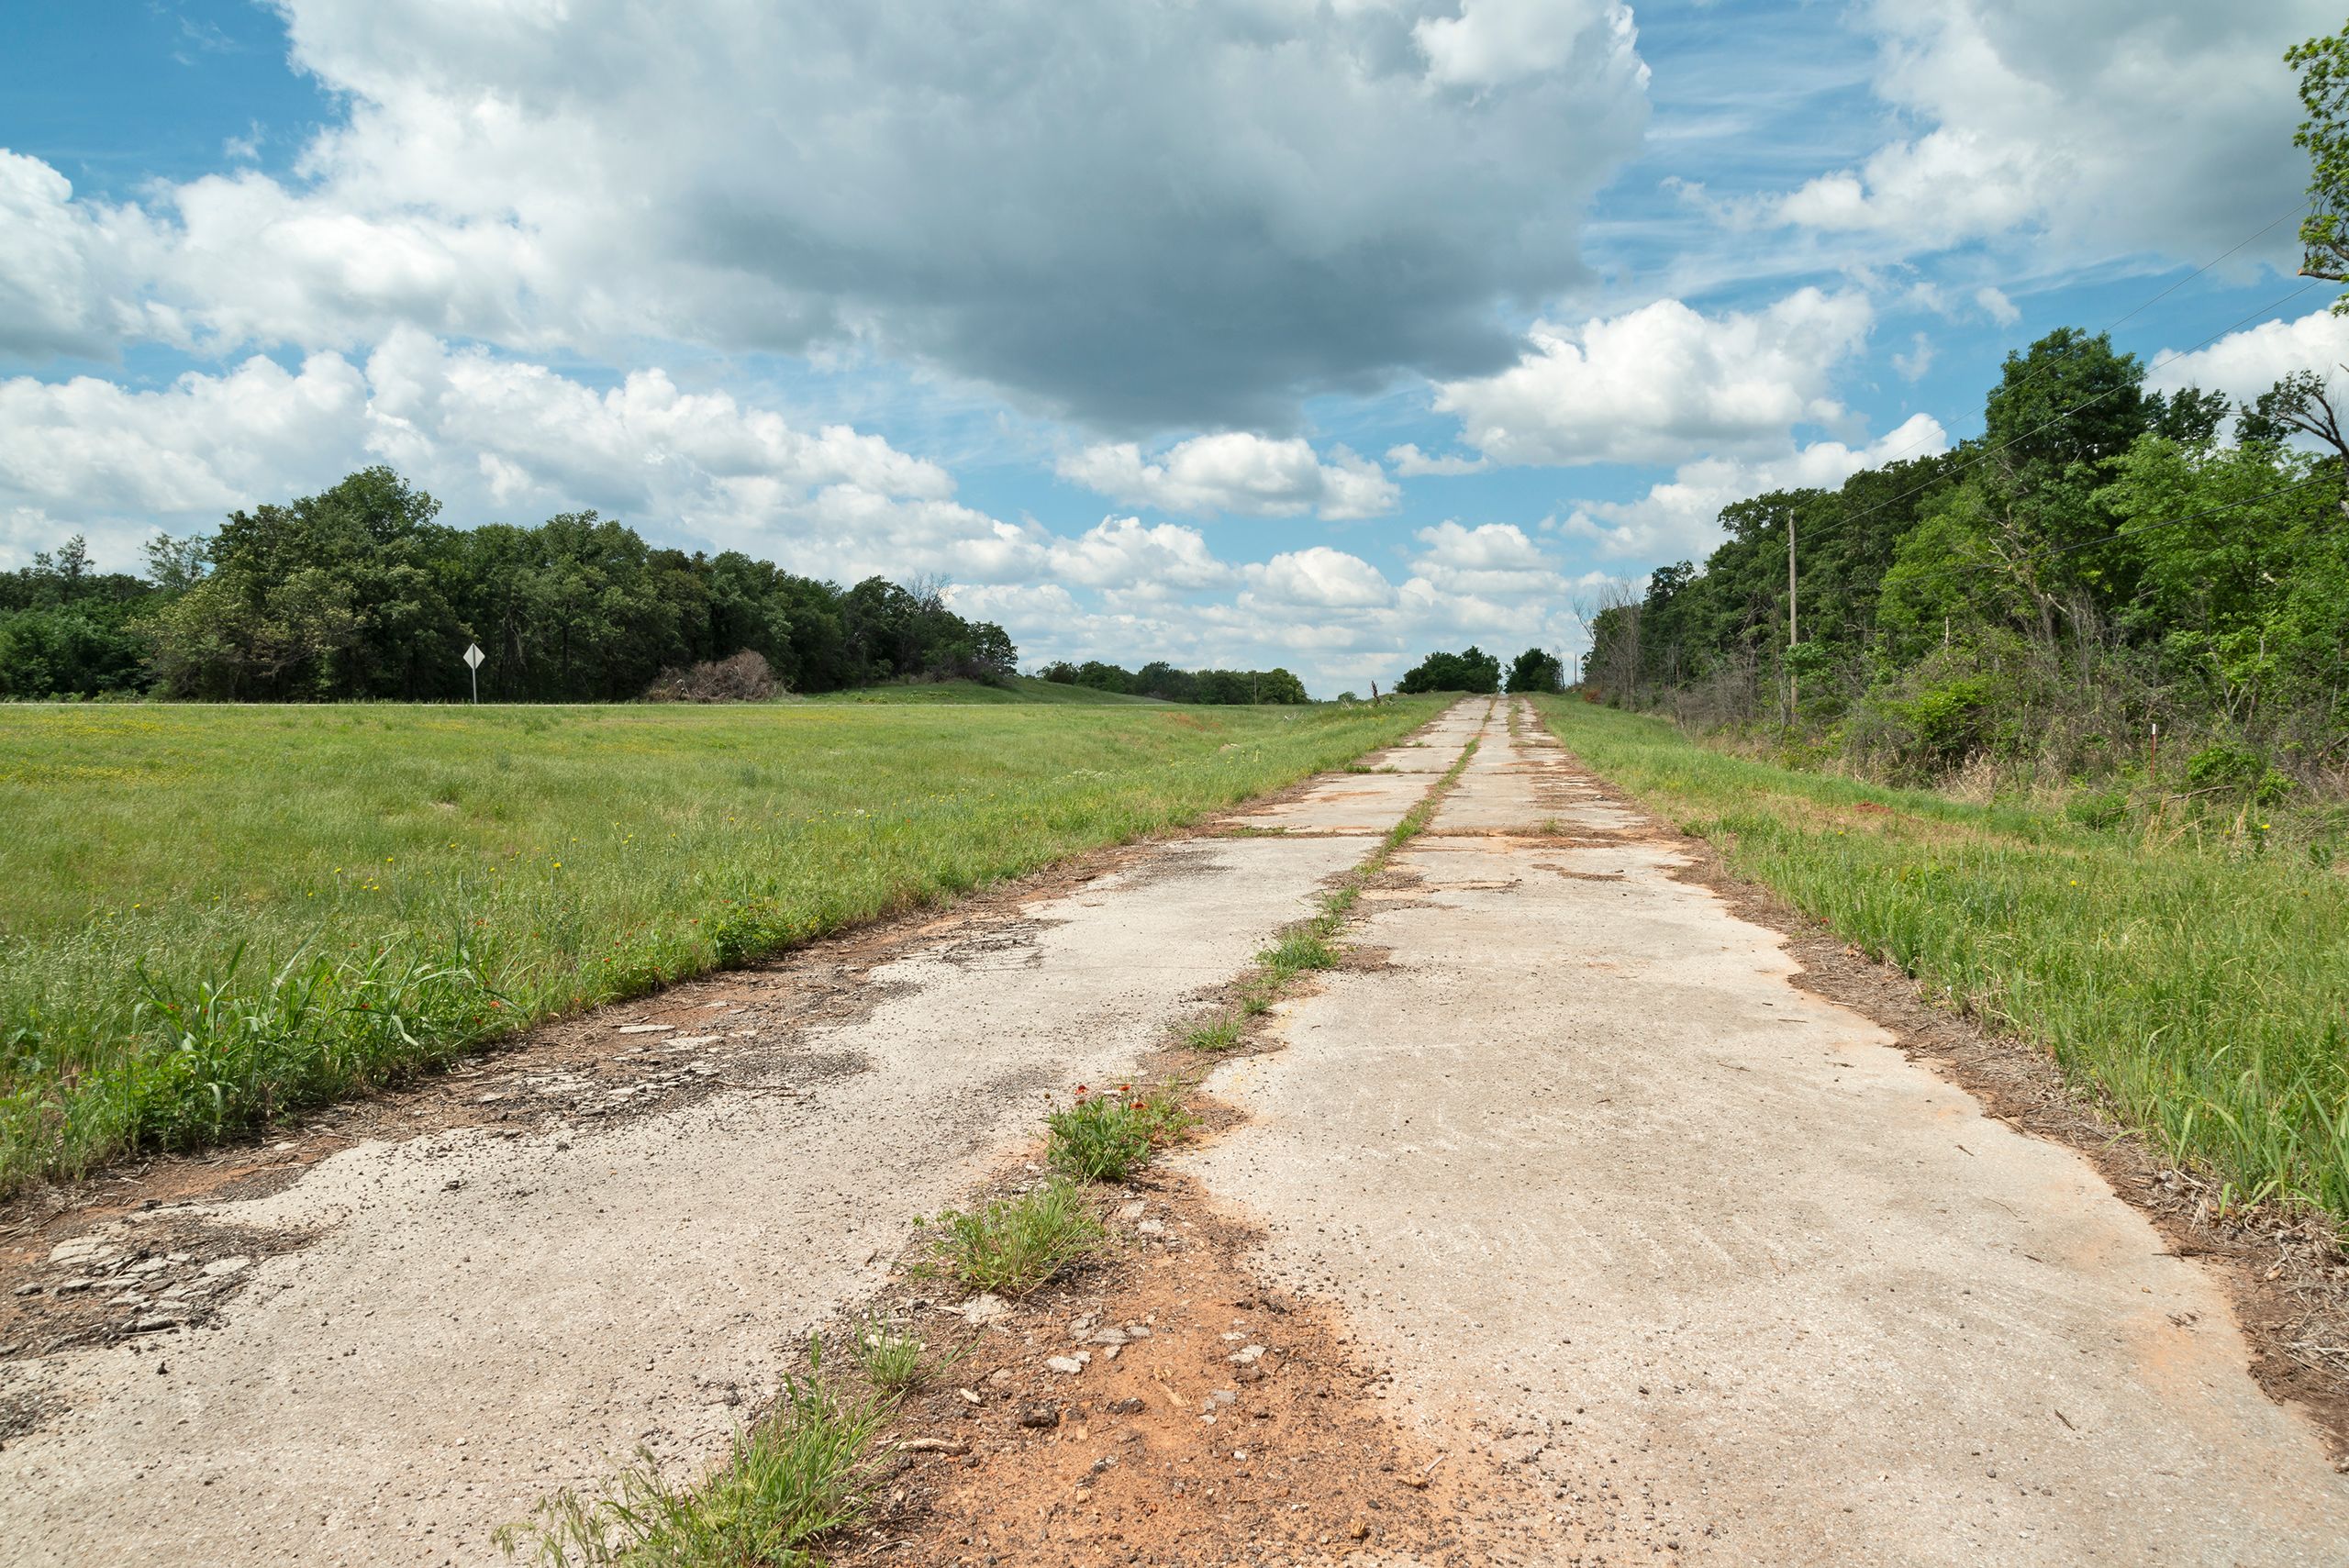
[{"x1": 462, "y1": 641, "x2": 484, "y2": 705}]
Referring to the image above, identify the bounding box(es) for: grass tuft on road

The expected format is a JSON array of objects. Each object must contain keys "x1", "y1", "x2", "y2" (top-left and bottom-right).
[
  {"x1": 915, "y1": 1180, "x2": 1106, "y2": 1296},
  {"x1": 0, "y1": 698, "x2": 1437, "y2": 1195},
  {"x1": 1534, "y1": 696, "x2": 2349, "y2": 1226},
  {"x1": 1044, "y1": 1082, "x2": 1197, "y2": 1183},
  {"x1": 1182, "y1": 733, "x2": 1479, "y2": 1052},
  {"x1": 494, "y1": 1362, "x2": 887, "y2": 1567}
]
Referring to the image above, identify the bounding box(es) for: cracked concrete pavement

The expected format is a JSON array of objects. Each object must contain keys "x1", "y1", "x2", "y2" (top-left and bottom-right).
[
  {"x1": 10, "y1": 694, "x2": 2348, "y2": 1566},
  {"x1": 1187, "y1": 696, "x2": 2349, "y2": 1564},
  {"x1": 0, "y1": 713, "x2": 1477, "y2": 1568}
]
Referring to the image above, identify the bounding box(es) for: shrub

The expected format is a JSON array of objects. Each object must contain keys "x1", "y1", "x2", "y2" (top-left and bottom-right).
[
  {"x1": 642, "y1": 650, "x2": 780, "y2": 703},
  {"x1": 2065, "y1": 788, "x2": 2130, "y2": 831}
]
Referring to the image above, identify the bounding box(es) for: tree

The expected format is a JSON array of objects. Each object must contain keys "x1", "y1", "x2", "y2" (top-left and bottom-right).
[
  {"x1": 1396, "y1": 646, "x2": 1500, "y2": 695},
  {"x1": 1505, "y1": 646, "x2": 1564, "y2": 694},
  {"x1": 2289, "y1": 21, "x2": 2349, "y2": 297},
  {"x1": 2238, "y1": 371, "x2": 2349, "y2": 468},
  {"x1": 1984, "y1": 328, "x2": 2149, "y2": 473}
]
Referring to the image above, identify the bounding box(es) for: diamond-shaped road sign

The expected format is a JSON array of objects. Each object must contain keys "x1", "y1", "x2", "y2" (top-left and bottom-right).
[{"x1": 462, "y1": 642, "x2": 484, "y2": 670}]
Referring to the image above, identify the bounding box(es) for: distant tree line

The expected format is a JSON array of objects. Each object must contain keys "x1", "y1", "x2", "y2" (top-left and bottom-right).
[
  {"x1": 0, "y1": 468, "x2": 1019, "y2": 702},
  {"x1": 1391, "y1": 645, "x2": 1559, "y2": 695},
  {"x1": 1584, "y1": 332, "x2": 2349, "y2": 792},
  {"x1": 1035, "y1": 658, "x2": 1309, "y2": 705}
]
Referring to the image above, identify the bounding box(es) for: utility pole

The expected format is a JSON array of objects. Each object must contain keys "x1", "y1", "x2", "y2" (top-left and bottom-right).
[{"x1": 1786, "y1": 513, "x2": 1798, "y2": 724}]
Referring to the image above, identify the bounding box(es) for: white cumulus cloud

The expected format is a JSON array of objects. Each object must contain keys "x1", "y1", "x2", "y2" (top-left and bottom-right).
[
  {"x1": 0, "y1": 329, "x2": 1036, "y2": 584},
  {"x1": 0, "y1": 0, "x2": 1654, "y2": 427},
  {"x1": 1058, "y1": 433, "x2": 1397, "y2": 519},
  {"x1": 1560, "y1": 413, "x2": 1950, "y2": 561},
  {"x1": 2145, "y1": 308, "x2": 2349, "y2": 406},
  {"x1": 1433, "y1": 289, "x2": 1875, "y2": 466},
  {"x1": 1242, "y1": 547, "x2": 1397, "y2": 609},
  {"x1": 1763, "y1": 1, "x2": 2333, "y2": 267}
]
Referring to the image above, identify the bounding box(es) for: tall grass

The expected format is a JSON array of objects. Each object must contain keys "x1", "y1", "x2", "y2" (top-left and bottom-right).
[
  {"x1": 1536, "y1": 696, "x2": 2349, "y2": 1226},
  {"x1": 0, "y1": 698, "x2": 1437, "y2": 1192}
]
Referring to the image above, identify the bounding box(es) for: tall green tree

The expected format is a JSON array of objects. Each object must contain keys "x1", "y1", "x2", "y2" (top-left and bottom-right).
[{"x1": 2290, "y1": 20, "x2": 2349, "y2": 299}]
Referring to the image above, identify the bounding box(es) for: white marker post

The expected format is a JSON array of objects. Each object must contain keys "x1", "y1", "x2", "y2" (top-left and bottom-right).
[{"x1": 462, "y1": 641, "x2": 484, "y2": 705}]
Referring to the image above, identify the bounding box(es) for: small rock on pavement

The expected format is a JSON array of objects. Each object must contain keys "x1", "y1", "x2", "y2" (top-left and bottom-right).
[
  {"x1": 1045, "y1": 1352, "x2": 1092, "y2": 1374},
  {"x1": 1116, "y1": 1201, "x2": 1147, "y2": 1222},
  {"x1": 1019, "y1": 1402, "x2": 1062, "y2": 1429},
  {"x1": 1229, "y1": 1344, "x2": 1265, "y2": 1364}
]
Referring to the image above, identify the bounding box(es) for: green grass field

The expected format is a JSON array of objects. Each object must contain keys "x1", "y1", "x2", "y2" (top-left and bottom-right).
[
  {"x1": 801, "y1": 676, "x2": 1161, "y2": 706},
  {"x1": 1536, "y1": 696, "x2": 2349, "y2": 1227},
  {"x1": 0, "y1": 696, "x2": 1436, "y2": 1193}
]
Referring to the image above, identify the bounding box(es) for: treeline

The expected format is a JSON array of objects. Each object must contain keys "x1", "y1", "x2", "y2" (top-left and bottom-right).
[
  {"x1": 1035, "y1": 658, "x2": 1309, "y2": 705},
  {"x1": 1395, "y1": 645, "x2": 1562, "y2": 695},
  {"x1": 1586, "y1": 329, "x2": 2349, "y2": 795},
  {"x1": 0, "y1": 468, "x2": 1018, "y2": 701}
]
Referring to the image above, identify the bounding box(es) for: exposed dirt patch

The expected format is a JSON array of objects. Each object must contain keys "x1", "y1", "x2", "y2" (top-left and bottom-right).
[
  {"x1": 841, "y1": 1162, "x2": 1545, "y2": 1567},
  {"x1": 1539, "y1": 728, "x2": 2349, "y2": 1463}
]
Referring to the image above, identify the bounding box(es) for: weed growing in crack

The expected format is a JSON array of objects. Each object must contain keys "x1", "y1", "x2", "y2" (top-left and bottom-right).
[
  {"x1": 1045, "y1": 1083, "x2": 1197, "y2": 1183},
  {"x1": 915, "y1": 1181, "x2": 1104, "y2": 1296},
  {"x1": 494, "y1": 1351, "x2": 885, "y2": 1566},
  {"x1": 1184, "y1": 1015, "x2": 1245, "y2": 1052},
  {"x1": 1259, "y1": 930, "x2": 1337, "y2": 978},
  {"x1": 1174, "y1": 734, "x2": 1482, "y2": 1059}
]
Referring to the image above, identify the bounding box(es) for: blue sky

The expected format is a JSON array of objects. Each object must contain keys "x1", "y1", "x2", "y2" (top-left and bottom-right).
[{"x1": 2, "y1": 0, "x2": 2342, "y2": 694}]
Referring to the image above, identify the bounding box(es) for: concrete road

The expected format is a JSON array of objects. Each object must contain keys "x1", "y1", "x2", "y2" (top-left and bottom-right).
[
  {"x1": 0, "y1": 707, "x2": 1483, "y2": 1568},
  {"x1": 1187, "y1": 697, "x2": 2349, "y2": 1564},
  {"x1": 10, "y1": 695, "x2": 2346, "y2": 1566}
]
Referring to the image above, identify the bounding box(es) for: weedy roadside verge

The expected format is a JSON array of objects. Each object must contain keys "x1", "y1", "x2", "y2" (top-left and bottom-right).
[{"x1": 1534, "y1": 694, "x2": 2349, "y2": 1230}]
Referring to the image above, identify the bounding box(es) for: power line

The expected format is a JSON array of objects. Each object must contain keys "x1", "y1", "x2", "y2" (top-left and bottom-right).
[
  {"x1": 1827, "y1": 277, "x2": 2323, "y2": 541},
  {"x1": 2099, "y1": 203, "x2": 2310, "y2": 338}
]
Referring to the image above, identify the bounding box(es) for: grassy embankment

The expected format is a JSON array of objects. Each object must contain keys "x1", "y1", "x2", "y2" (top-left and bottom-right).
[
  {"x1": 0, "y1": 697, "x2": 1438, "y2": 1194},
  {"x1": 1536, "y1": 696, "x2": 2349, "y2": 1226}
]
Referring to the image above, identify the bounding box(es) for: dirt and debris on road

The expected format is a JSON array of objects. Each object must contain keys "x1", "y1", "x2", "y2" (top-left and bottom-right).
[{"x1": 837, "y1": 1156, "x2": 1548, "y2": 1568}]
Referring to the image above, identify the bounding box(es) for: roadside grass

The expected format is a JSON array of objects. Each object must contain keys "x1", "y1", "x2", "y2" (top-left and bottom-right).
[
  {"x1": 799, "y1": 676, "x2": 1159, "y2": 706},
  {"x1": 1533, "y1": 696, "x2": 2349, "y2": 1226},
  {"x1": 914, "y1": 1180, "x2": 1106, "y2": 1296},
  {"x1": 1182, "y1": 735, "x2": 1480, "y2": 1052},
  {"x1": 494, "y1": 1357, "x2": 888, "y2": 1567},
  {"x1": 0, "y1": 697, "x2": 1438, "y2": 1195},
  {"x1": 844, "y1": 1316, "x2": 931, "y2": 1396}
]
